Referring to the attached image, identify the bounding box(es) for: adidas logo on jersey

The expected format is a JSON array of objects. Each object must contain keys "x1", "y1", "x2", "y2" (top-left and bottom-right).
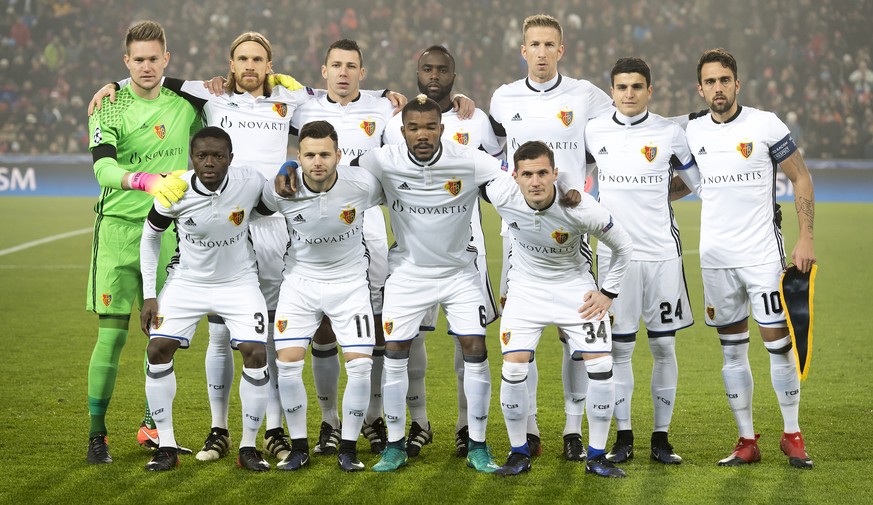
[
  {"x1": 598, "y1": 146, "x2": 608, "y2": 155},
  {"x1": 508, "y1": 222, "x2": 520, "y2": 230},
  {"x1": 698, "y1": 147, "x2": 707, "y2": 155},
  {"x1": 511, "y1": 113, "x2": 522, "y2": 121},
  {"x1": 397, "y1": 182, "x2": 411, "y2": 191},
  {"x1": 292, "y1": 214, "x2": 306, "y2": 223},
  {"x1": 184, "y1": 218, "x2": 196, "y2": 226}
]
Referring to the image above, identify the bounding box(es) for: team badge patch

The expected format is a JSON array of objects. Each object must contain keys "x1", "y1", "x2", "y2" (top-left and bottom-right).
[
  {"x1": 557, "y1": 109, "x2": 574, "y2": 127},
  {"x1": 92, "y1": 126, "x2": 102, "y2": 145},
  {"x1": 228, "y1": 207, "x2": 245, "y2": 226},
  {"x1": 501, "y1": 331, "x2": 511, "y2": 345},
  {"x1": 340, "y1": 207, "x2": 357, "y2": 225},
  {"x1": 360, "y1": 120, "x2": 376, "y2": 137},
  {"x1": 153, "y1": 316, "x2": 164, "y2": 330},
  {"x1": 102, "y1": 294, "x2": 112, "y2": 307},
  {"x1": 706, "y1": 305, "x2": 716, "y2": 320},
  {"x1": 641, "y1": 144, "x2": 658, "y2": 162},
  {"x1": 153, "y1": 124, "x2": 166, "y2": 140},
  {"x1": 383, "y1": 320, "x2": 394, "y2": 336},
  {"x1": 444, "y1": 178, "x2": 462, "y2": 196},
  {"x1": 273, "y1": 103, "x2": 288, "y2": 118},
  {"x1": 551, "y1": 228, "x2": 569, "y2": 245},
  {"x1": 276, "y1": 319, "x2": 288, "y2": 333},
  {"x1": 737, "y1": 141, "x2": 753, "y2": 159},
  {"x1": 453, "y1": 131, "x2": 469, "y2": 145}
]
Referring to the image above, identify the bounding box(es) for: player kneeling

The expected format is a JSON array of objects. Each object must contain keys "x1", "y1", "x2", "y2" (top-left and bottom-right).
[
  {"x1": 139, "y1": 127, "x2": 274, "y2": 472},
  {"x1": 262, "y1": 121, "x2": 384, "y2": 472},
  {"x1": 483, "y1": 141, "x2": 634, "y2": 478}
]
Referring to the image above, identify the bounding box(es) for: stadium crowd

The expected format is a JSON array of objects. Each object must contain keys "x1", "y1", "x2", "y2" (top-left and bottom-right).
[{"x1": 1, "y1": 0, "x2": 872, "y2": 158}]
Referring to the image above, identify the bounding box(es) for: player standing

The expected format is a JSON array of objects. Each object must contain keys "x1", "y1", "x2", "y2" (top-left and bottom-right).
[
  {"x1": 139, "y1": 127, "x2": 273, "y2": 471},
  {"x1": 85, "y1": 20, "x2": 197, "y2": 464},
  {"x1": 488, "y1": 14, "x2": 614, "y2": 460},
  {"x1": 685, "y1": 48, "x2": 815, "y2": 468},
  {"x1": 585, "y1": 57, "x2": 700, "y2": 465},
  {"x1": 484, "y1": 141, "x2": 633, "y2": 477}
]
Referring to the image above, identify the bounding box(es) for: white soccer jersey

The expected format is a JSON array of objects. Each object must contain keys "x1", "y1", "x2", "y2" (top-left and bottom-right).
[
  {"x1": 142, "y1": 167, "x2": 266, "y2": 298},
  {"x1": 586, "y1": 110, "x2": 694, "y2": 261},
  {"x1": 291, "y1": 93, "x2": 395, "y2": 159},
  {"x1": 685, "y1": 106, "x2": 797, "y2": 269},
  {"x1": 354, "y1": 141, "x2": 509, "y2": 279},
  {"x1": 261, "y1": 165, "x2": 385, "y2": 281},
  {"x1": 489, "y1": 74, "x2": 613, "y2": 191},
  {"x1": 384, "y1": 107, "x2": 504, "y2": 156},
  {"x1": 482, "y1": 176, "x2": 633, "y2": 294}
]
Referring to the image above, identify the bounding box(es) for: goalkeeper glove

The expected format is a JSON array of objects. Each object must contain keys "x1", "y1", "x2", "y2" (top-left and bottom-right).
[
  {"x1": 129, "y1": 170, "x2": 188, "y2": 208},
  {"x1": 268, "y1": 73, "x2": 304, "y2": 91}
]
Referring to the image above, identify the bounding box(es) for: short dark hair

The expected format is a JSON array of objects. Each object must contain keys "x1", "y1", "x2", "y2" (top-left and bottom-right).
[
  {"x1": 125, "y1": 20, "x2": 166, "y2": 54},
  {"x1": 697, "y1": 48, "x2": 738, "y2": 84},
  {"x1": 611, "y1": 57, "x2": 651, "y2": 87},
  {"x1": 325, "y1": 39, "x2": 363, "y2": 66},
  {"x1": 191, "y1": 126, "x2": 232, "y2": 153},
  {"x1": 513, "y1": 141, "x2": 555, "y2": 169},
  {"x1": 401, "y1": 94, "x2": 442, "y2": 123},
  {"x1": 419, "y1": 45, "x2": 455, "y2": 68},
  {"x1": 299, "y1": 120, "x2": 339, "y2": 150}
]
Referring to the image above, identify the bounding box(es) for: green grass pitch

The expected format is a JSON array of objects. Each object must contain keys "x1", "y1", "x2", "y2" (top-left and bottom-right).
[{"x1": 0, "y1": 197, "x2": 871, "y2": 504}]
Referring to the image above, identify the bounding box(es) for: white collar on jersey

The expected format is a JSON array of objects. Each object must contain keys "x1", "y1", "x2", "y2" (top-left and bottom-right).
[
  {"x1": 612, "y1": 109, "x2": 650, "y2": 126},
  {"x1": 406, "y1": 143, "x2": 444, "y2": 167},
  {"x1": 525, "y1": 73, "x2": 561, "y2": 92},
  {"x1": 191, "y1": 173, "x2": 230, "y2": 196}
]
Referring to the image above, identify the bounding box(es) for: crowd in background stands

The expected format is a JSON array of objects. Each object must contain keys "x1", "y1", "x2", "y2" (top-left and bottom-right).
[{"x1": 2, "y1": 0, "x2": 872, "y2": 158}]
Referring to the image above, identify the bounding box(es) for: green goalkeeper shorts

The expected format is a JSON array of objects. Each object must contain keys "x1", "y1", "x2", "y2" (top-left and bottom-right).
[{"x1": 86, "y1": 214, "x2": 176, "y2": 315}]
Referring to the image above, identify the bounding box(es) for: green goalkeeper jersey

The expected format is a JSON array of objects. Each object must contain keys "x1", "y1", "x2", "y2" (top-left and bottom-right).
[{"x1": 88, "y1": 86, "x2": 201, "y2": 219}]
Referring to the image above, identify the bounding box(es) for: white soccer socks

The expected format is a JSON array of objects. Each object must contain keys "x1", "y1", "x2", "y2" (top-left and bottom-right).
[
  {"x1": 276, "y1": 360, "x2": 307, "y2": 440},
  {"x1": 365, "y1": 346, "x2": 384, "y2": 423},
  {"x1": 649, "y1": 336, "x2": 678, "y2": 433},
  {"x1": 464, "y1": 359, "x2": 492, "y2": 443},
  {"x1": 585, "y1": 355, "x2": 615, "y2": 454},
  {"x1": 720, "y1": 331, "x2": 755, "y2": 438},
  {"x1": 764, "y1": 335, "x2": 801, "y2": 433},
  {"x1": 406, "y1": 334, "x2": 429, "y2": 427},
  {"x1": 239, "y1": 366, "x2": 269, "y2": 448},
  {"x1": 263, "y1": 326, "x2": 284, "y2": 432},
  {"x1": 611, "y1": 338, "x2": 636, "y2": 432},
  {"x1": 205, "y1": 320, "x2": 233, "y2": 430},
  {"x1": 311, "y1": 341, "x2": 341, "y2": 429},
  {"x1": 382, "y1": 357, "x2": 410, "y2": 443},
  {"x1": 145, "y1": 360, "x2": 177, "y2": 449},
  {"x1": 562, "y1": 339, "x2": 587, "y2": 437},
  {"x1": 500, "y1": 361, "x2": 529, "y2": 449},
  {"x1": 342, "y1": 357, "x2": 372, "y2": 442},
  {"x1": 453, "y1": 336, "x2": 469, "y2": 432}
]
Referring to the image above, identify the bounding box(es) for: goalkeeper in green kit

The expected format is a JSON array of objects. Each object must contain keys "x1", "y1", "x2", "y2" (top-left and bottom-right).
[{"x1": 85, "y1": 20, "x2": 200, "y2": 464}]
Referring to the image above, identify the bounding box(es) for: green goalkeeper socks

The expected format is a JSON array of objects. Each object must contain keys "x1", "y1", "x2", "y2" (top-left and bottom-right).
[{"x1": 88, "y1": 317, "x2": 129, "y2": 437}]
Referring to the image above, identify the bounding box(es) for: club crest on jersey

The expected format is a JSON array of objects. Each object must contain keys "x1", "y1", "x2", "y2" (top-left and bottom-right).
[
  {"x1": 453, "y1": 131, "x2": 470, "y2": 145},
  {"x1": 737, "y1": 141, "x2": 753, "y2": 159},
  {"x1": 501, "y1": 331, "x2": 511, "y2": 345},
  {"x1": 340, "y1": 207, "x2": 357, "y2": 225},
  {"x1": 273, "y1": 103, "x2": 288, "y2": 118},
  {"x1": 276, "y1": 319, "x2": 288, "y2": 333},
  {"x1": 641, "y1": 144, "x2": 658, "y2": 162},
  {"x1": 706, "y1": 305, "x2": 716, "y2": 320},
  {"x1": 153, "y1": 124, "x2": 166, "y2": 140},
  {"x1": 102, "y1": 294, "x2": 112, "y2": 307},
  {"x1": 360, "y1": 120, "x2": 376, "y2": 137},
  {"x1": 383, "y1": 320, "x2": 394, "y2": 336},
  {"x1": 228, "y1": 207, "x2": 245, "y2": 226},
  {"x1": 557, "y1": 109, "x2": 574, "y2": 127},
  {"x1": 153, "y1": 316, "x2": 164, "y2": 330},
  {"x1": 551, "y1": 228, "x2": 569, "y2": 245},
  {"x1": 444, "y1": 178, "x2": 462, "y2": 196}
]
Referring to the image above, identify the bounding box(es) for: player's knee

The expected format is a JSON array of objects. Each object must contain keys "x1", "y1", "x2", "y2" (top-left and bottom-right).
[
  {"x1": 462, "y1": 350, "x2": 488, "y2": 364},
  {"x1": 384, "y1": 347, "x2": 410, "y2": 360},
  {"x1": 585, "y1": 355, "x2": 613, "y2": 381},
  {"x1": 501, "y1": 361, "x2": 528, "y2": 383},
  {"x1": 146, "y1": 337, "x2": 178, "y2": 364},
  {"x1": 611, "y1": 334, "x2": 636, "y2": 363},
  {"x1": 647, "y1": 334, "x2": 676, "y2": 360},
  {"x1": 238, "y1": 342, "x2": 267, "y2": 368},
  {"x1": 345, "y1": 357, "x2": 372, "y2": 380}
]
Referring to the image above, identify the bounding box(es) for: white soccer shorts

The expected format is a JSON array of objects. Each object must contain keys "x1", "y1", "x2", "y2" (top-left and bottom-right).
[
  {"x1": 382, "y1": 266, "x2": 487, "y2": 343},
  {"x1": 701, "y1": 260, "x2": 788, "y2": 328},
  {"x1": 249, "y1": 215, "x2": 289, "y2": 311},
  {"x1": 149, "y1": 275, "x2": 269, "y2": 348},
  {"x1": 500, "y1": 277, "x2": 612, "y2": 357},
  {"x1": 273, "y1": 273, "x2": 376, "y2": 353},
  {"x1": 363, "y1": 207, "x2": 388, "y2": 314},
  {"x1": 598, "y1": 256, "x2": 693, "y2": 336}
]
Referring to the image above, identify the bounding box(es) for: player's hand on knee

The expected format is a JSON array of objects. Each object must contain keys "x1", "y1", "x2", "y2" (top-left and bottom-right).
[
  {"x1": 88, "y1": 83, "x2": 117, "y2": 115},
  {"x1": 203, "y1": 76, "x2": 226, "y2": 95},
  {"x1": 275, "y1": 160, "x2": 299, "y2": 197},
  {"x1": 141, "y1": 298, "x2": 159, "y2": 336},
  {"x1": 579, "y1": 290, "x2": 612, "y2": 321},
  {"x1": 129, "y1": 170, "x2": 189, "y2": 208},
  {"x1": 451, "y1": 93, "x2": 475, "y2": 120}
]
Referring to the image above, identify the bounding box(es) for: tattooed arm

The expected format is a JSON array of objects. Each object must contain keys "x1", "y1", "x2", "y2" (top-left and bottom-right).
[{"x1": 780, "y1": 150, "x2": 816, "y2": 273}]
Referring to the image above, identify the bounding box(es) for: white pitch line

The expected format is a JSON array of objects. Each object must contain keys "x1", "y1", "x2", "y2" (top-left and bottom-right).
[{"x1": 0, "y1": 228, "x2": 91, "y2": 257}]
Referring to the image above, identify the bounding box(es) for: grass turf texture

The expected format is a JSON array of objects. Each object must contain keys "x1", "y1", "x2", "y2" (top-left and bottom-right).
[{"x1": 0, "y1": 197, "x2": 870, "y2": 504}]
